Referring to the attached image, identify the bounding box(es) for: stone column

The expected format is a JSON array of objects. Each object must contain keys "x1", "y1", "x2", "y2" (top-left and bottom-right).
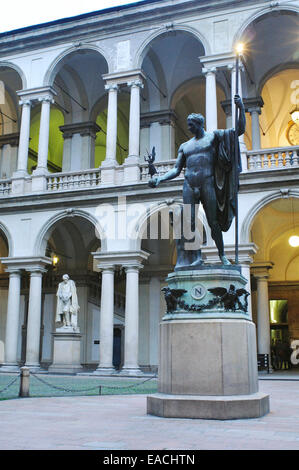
[
  {"x1": 256, "y1": 273, "x2": 271, "y2": 357},
  {"x1": 0, "y1": 133, "x2": 19, "y2": 178},
  {"x1": 59, "y1": 122, "x2": 101, "y2": 171},
  {"x1": 103, "y1": 84, "x2": 119, "y2": 166},
  {"x1": 127, "y1": 79, "x2": 143, "y2": 161},
  {"x1": 253, "y1": 264, "x2": 273, "y2": 362},
  {"x1": 34, "y1": 96, "x2": 54, "y2": 175},
  {"x1": 25, "y1": 268, "x2": 46, "y2": 370},
  {"x1": 1, "y1": 270, "x2": 22, "y2": 370},
  {"x1": 95, "y1": 265, "x2": 115, "y2": 374},
  {"x1": 203, "y1": 67, "x2": 217, "y2": 132},
  {"x1": 248, "y1": 106, "x2": 261, "y2": 150},
  {"x1": 15, "y1": 100, "x2": 31, "y2": 176},
  {"x1": 123, "y1": 79, "x2": 144, "y2": 183},
  {"x1": 121, "y1": 263, "x2": 143, "y2": 375}
]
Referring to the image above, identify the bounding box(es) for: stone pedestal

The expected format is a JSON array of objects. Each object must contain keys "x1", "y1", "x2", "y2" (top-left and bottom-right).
[
  {"x1": 147, "y1": 267, "x2": 270, "y2": 420},
  {"x1": 49, "y1": 330, "x2": 82, "y2": 374}
]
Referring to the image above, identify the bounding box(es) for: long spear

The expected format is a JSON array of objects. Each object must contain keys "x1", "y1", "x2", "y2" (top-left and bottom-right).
[{"x1": 234, "y1": 43, "x2": 244, "y2": 266}]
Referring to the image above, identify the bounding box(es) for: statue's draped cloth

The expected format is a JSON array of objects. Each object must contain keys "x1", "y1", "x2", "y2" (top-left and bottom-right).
[
  {"x1": 56, "y1": 280, "x2": 79, "y2": 323},
  {"x1": 214, "y1": 129, "x2": 241, "y2": 232}
]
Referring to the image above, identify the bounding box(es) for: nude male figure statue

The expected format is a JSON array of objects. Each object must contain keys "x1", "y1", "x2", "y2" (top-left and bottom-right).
[{"x1": 149, "y1": 94, "x2": 246, "y2": 269}]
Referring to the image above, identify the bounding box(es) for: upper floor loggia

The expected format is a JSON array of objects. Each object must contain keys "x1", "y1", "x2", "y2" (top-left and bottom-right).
[{"x1": 0, "y1": 3, "x2": 298, "y2": 197}]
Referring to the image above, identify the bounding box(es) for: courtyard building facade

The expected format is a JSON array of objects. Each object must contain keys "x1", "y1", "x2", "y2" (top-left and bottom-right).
[{"x1": 0, "y1": 0, "x2": 298, "y2": 374}]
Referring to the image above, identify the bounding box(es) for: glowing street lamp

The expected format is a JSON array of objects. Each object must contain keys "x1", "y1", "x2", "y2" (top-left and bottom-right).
[
  {"x1": 52, "y1": 255, "x2": 59, "y2": 266},
  {"x1": 236, "y1": 43, "x2": 244, "y2": 55},
  {"x1": 289, "y1": 235, "x2": 299, "y2": 247}
]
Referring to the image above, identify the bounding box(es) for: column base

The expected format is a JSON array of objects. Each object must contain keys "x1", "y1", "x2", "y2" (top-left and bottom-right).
[
  {"x1": 31, "y1": 174, "x2": 47, "y2": 192},
  {"x1": 11, "y1": 174, "x2": 27, "y2": 194},
  {"x1": 100, "y1": 161, "x2": 118, "y2": 186},
  {"x1": 147, "y1": 392, "x2": 270, "y2": 420},
  {"x1": 123, "y1": 160, "x2": 140, "y2": 184},
  {"x1": 24, "y1": 364, "x2": 42, "y2": 373},
  {"x1": 93, "y1": 367, "x2": 116, "y2": 376},
  {"x1": 118, "y1": 367, "x2": 143, "y2": 377}
]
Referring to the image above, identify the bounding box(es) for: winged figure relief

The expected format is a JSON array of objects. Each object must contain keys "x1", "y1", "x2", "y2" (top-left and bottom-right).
[
  {"x1": 208, "y1": 284, "x2": 250, "y2": 312},
  {"x1": 162, "y1": 287, "x2": 187, "y2": 313}
]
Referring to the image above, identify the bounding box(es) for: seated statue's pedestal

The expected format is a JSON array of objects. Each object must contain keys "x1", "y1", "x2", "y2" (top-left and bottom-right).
[
  {"x1": 147, "y1": 267, "x2": 270, "y2": 420},
  {"x1": 48, "y1": 327, "x2": 83, "y2": 374}
]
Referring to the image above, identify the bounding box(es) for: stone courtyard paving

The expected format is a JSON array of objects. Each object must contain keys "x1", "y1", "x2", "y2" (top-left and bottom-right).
[{"x1": 0, "y1": 377, "x2": 299, "y2": 450}]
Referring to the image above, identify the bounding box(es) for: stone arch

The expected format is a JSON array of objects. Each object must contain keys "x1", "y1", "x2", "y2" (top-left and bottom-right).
[
  {"x1": 240, "y1": 190, "x2": 299, "y2": 245},
  {"x1": 233, "y1": 6, "x2": 299, "y2": 46},
  {"x1": 135, "y1": 25, "x2": 210, "y2": 69},
  {"x1": 0, "y1": 61, "x2": 27, "y2": 89},
  {"x1": 34, "y1": 209, "x2": 105, "y2": 257},
  {"x1": 43, "y1": 45, "x2": 110, "y2": 87},
  {"x1": 257, "y1": 62, "x2": 299, "y2": 97},
  {"x1": 132, "y1": 199, "x2": 208, "y2": 251},
  {"x1": 0, "y1": 221, "x2": 12, "y2": 257}
]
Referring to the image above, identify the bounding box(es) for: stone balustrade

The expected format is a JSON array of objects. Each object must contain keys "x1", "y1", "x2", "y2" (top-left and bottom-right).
[
  {"x1": 1, "y1": 146, "x2": 299, "y2": 197},
  {"x1": 47, "y1": 168, "x2": 101, "y2": 191},
  {"x1": 140, "y1": 160, "x2": 184, "y2": 182},
  {"x1": 247, "y1": 146, "x2": 299, "y2": 171},
  {"x1": 0, "y1": 179, "x2": 12, "y2": 196}
]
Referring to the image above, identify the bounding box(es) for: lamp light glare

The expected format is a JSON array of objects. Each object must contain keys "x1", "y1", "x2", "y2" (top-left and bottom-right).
[
  {"x1": 236, "y1": 43, "x2": 244, "y2": 54},
  {"x1": 53, "y1": 255, "x2": 59, "y2": 265},
  {"x1": 289, "y1": 236, "x2": 299, "y2": 247}
]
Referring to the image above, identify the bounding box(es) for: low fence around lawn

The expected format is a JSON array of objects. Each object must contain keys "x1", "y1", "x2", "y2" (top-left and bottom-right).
[{"x1": 0, "y1": 367, "x2": 157, "y2": 401}]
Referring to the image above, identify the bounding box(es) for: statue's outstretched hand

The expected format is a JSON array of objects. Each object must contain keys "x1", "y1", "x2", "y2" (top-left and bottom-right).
[{"x1": 148, "y1": 175, "x2": 161, "y2": 188}]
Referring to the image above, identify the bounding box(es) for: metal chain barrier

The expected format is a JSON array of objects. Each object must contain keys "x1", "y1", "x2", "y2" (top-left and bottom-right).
[
  {"x1": 31, "y1": 372, "x2": 157, "y2": 395},
  {"x1": 0, "y1": 374, "x2": 20, "y2": 394}
]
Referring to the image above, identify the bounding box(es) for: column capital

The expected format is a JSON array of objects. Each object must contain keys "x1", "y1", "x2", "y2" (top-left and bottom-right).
[
  {"x1": 19, "y1": 99, "x2": 32, "y2": 107},
  {"x1": 0, "y1": 132, "x2": 20, "y2": 148},
  {"x1": 0, "y1": 256, "x2": 52, "y2": 272},
  {"x1": 127, "y1": 79, "x2": 144, "y2": 89},
  {"x1": 102, "y1": 69, "x2": 146, "y2": 87},
  {"x1": 17, "y1": 86, "x2": 57, "y2": 103},
  {"x1": 251, "y1": 261, "x2": 274, "y2": 279},
  {"x1": 97, "y1": 264, "x2": 116, "y2": 273},
  {"x1": 26, "y1": 267, "x2": 48, "y2": 275},
  {"x1": 105, "y1": 83, "x2": 119, "y2": 92},
  {"x1": 202, "y1": 66, "x2": 217, "y2": 75},
  {"x1": 92, "y1": 250, "x2": 149, "y2": 269},
  {"x1": 59, "y1": 121, "x2": 101, "y2": 139},
  {"x1": 227, "y1": 63, "x2": 244, "y2": 72},
  {"x1": 244, "y1": 96, "x2": 264, "y2": 114},
  {"x1": 123, "y1": 262, "x2": 144, "y2": 273},
  {"x1": 38, "y1": 95, "x2": 55, "y2": 105},
  {"x1": 5, "y1": 268, "x2": 22, "y2": 275}
]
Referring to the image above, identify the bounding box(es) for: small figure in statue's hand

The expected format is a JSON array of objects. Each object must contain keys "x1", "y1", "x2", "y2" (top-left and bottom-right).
[{"x1": 144, "y1": 146, "x2": 157, "y2": 178}]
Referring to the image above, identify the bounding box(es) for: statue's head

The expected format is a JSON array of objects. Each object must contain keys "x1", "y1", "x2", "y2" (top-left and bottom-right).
[
  {"x1": 62, "y1": 274, "x2": 69, "y2": 282},
  {"x1": 187, "y1": 113, "x2": 205, "y2": 133}
]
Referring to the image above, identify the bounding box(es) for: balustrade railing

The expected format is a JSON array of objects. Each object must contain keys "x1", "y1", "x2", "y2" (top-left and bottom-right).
[
  {"x1": 1, "y1": 146, "x2": 299, "y2": 198},
  {"x1": 0, "y1": 178, "x2": 12, "y2": 196},
  {"x1": 47, "y1": 168, "x2": 101, "y2": 191},
  {"x1": 247, "y1": 146, "x2": 299, "y2": 171},
  {"x1": 140, "y1": 160, "x2": 183, "y2": 181}
]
